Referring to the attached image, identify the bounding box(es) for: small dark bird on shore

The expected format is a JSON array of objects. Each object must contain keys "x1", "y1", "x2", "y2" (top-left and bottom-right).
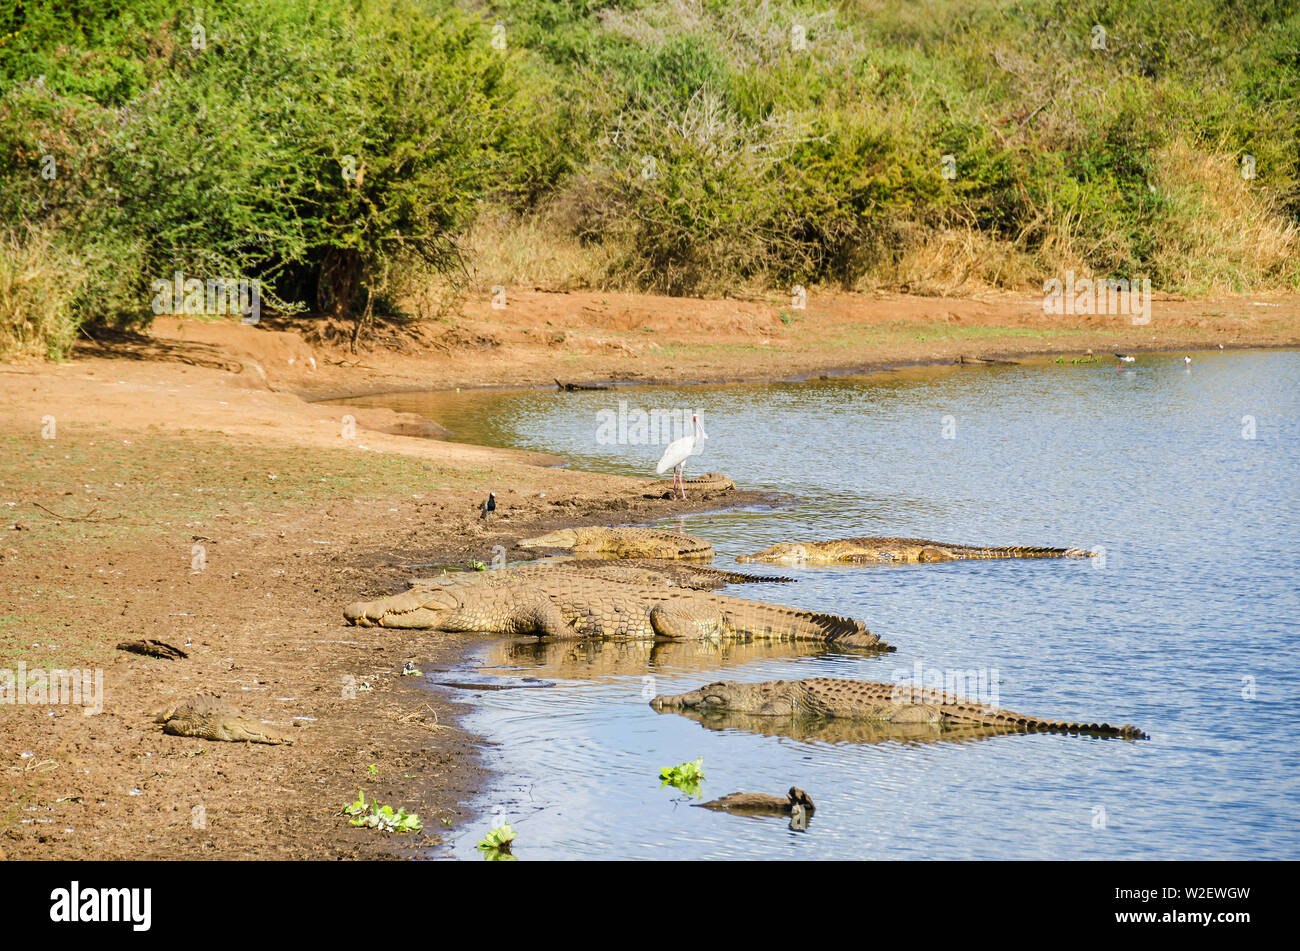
[{"x1": 480, "y1": 492, "x2": 496, "y2": 520}]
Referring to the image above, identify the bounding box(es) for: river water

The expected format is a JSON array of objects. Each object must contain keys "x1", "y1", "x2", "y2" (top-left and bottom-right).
[{"x1": 344, "y1": 350, "x2": 1299, "y2": 859}]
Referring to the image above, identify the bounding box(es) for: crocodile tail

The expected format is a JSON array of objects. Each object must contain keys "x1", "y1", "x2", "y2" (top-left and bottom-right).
[
  {"x1": 967, "y1": 545, "x2": 1094, "y2": 559},
  {"x1": 941, "y1": 700, "x2": 1146, "y2": 739},
  {"x1": 1022, "y1": 718, "x2": 1147, "y2": 739},
  {"x1": 779, "y1": 607, "x2": 887, "y2": 649},
  {"x1": 711, "y1": 568, "x2": 795, "y2": 584},
  {"x1": 724, "y1": 601, "x2": 891, "y2": 651}
]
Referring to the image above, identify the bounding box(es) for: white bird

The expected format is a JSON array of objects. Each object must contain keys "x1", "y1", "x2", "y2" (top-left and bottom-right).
[
  {"x1": 656, "y1": 414, "x2": 708, "y2": 500},
  {"x1": 1184, "y1": 356, "x2": 1192, "y2": 365}
]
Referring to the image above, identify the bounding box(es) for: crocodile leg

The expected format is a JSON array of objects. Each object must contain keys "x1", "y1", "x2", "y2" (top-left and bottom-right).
[{"x1": 649, "y1": 603, "x2": 727, "y2": 639}]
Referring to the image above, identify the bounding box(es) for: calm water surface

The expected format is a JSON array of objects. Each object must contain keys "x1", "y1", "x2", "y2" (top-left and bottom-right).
[{"x1": 347, "y1": 351, "x2": 1299, "y2": 859}]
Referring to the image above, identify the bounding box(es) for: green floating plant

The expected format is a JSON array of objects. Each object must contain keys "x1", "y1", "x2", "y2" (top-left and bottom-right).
[
  {"x1": 659, "y1": 758, "x2": 705, "y2": 797},
  {"x1": 477, "y1": 823, "x2": 517, "y2": 860}
]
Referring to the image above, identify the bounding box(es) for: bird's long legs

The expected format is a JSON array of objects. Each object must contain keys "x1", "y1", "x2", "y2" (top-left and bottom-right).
[{"x1": 676, "y1": 465, "x2": 687, "y2": 500}]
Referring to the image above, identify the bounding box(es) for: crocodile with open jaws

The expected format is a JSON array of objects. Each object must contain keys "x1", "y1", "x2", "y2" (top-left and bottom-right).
[
  {"x1": 738, "y1": 536, "x2": 1096, "y2": 565},
  {"x1": 152, "y1": 695, "x2": 293, "y2": 745},
  {"x1": 344, "y1": 571, "x2": 889, "y2": 649},
  {"x1": 650, "y1": 678, "x2": 1146, "y2": 739},
  {"x1": 520, "y1": 526, "x2": 713, "y2": 560}
]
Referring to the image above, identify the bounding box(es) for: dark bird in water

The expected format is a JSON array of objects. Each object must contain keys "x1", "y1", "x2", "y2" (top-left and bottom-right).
[
  {"x1": 480, "y1": 492, "x2": 496, "y2": 520},
  {"x1": 1114, "y1": 353, "x2": 1135, "y2": 363}
]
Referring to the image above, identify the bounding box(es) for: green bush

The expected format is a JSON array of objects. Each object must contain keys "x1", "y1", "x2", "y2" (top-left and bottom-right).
[
  {"x1": 1, "y1": 0, "x2": 565, "y2": 347},
  {"x1": 0, "y1": 0, "x2": 1296, "y2": 360}
]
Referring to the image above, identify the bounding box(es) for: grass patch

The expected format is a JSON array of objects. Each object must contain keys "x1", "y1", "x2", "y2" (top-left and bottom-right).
[{"x1": 0, "y1": 424, "x2": 457, "y2": 543}]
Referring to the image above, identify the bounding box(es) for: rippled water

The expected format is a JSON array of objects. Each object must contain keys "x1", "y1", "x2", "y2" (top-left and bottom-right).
[{"x1": 347, "y1": 350, "x2": 1300, "y2": 859}]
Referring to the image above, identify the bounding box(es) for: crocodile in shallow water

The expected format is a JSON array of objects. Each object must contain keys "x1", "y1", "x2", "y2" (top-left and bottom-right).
[
  {"x1": 344, "y1": 573, "x2": 888, "y2": 649},
  {"x1": 520, "y1": 526, "x2": 714, "y2": 560},
  {"x1": 646, "y1": 472, "x2": 735, "y2": 499},
  {"x1": 152, "y1": 695, "x2": 293, "y2": 745},
  {"x1": 738, "y1": 536, "x2": 1096, "y2": 565},
  {"x1": 650, "y1": 678, "x2": 1146, "y2": 739}
]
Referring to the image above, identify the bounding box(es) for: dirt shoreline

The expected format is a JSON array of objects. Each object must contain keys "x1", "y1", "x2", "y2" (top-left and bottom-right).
[
  {"x1": 3, "y1": 288, "x2": 1298, "y2": 860},
  {"x1": 300, "y1": 339, "x2": 1300, "y2": 406}
]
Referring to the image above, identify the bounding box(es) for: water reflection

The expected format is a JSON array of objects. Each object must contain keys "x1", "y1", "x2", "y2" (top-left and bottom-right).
[
  {"x1": 655, "y1": 707, "x2": 1033, "y2": 747},
  {"x1": 482, "y1": 637, "x2": 846, "y2": 680}
]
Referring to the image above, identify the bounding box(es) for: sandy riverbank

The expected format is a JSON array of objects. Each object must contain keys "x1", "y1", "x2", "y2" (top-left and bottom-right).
[
  {"x1": 124, "y1": 287, "x2": 1300, "y2": 398},
  {"x1": 2, "y1": 288, "x2": 1296, "y2": 859}
]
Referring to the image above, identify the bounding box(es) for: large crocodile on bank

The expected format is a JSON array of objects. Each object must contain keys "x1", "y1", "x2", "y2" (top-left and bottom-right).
[
  {"x1": 651, "y1": 678, "x2": 1146, "y2": 739},
  {"x1": 738, "y1": 536, "x2": 1096, "y2": 565},
  {"x1": 520, "y1": 526, "x2": 713, "y2": 560},
  {"x1": 344, "y1": 572, "x2": 889, "y2": 649}
]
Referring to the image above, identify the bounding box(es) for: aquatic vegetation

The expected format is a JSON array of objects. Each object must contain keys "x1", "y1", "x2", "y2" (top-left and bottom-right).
[
  {"x1": 477, "y1": 823, "x2": 517, "y2": 860},
  {"x1": 660, "y1": 758, "x2": 706, "y2": 797}
]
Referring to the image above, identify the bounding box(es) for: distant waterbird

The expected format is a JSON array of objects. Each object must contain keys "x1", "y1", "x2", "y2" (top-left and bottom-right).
[
  {"x1": 656, "y1": 414, "x2": 708, "y2": 500},
  {"x1": 480, "y1": 492, "x2": 496, "y2": 520},
  {"x1": 1184, "y1": 356, "x2": 1192, "y2": 365}
]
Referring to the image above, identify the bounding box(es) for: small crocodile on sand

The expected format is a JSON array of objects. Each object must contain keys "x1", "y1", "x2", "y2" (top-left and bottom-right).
[
  {"x1": 152, "y1": 695, "x2": 293, "y2": 745},
  {"x1": 651, "y1": 678, "x2": 1146, "y2": 739},
  {"x1": 738, "y1": 536, "x2": 1096, "y2": 565},
  {"x1": 520, "y1": 526, "x2": 713, "y2": 560}
]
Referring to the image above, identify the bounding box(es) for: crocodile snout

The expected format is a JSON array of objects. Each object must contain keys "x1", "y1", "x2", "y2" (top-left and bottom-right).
[
  {"x1": 343, "y1": 600, "x2": 376, "y2": 626},
  {"x1": 650, "y1": 691, "x2": 696, "y2": 711}
]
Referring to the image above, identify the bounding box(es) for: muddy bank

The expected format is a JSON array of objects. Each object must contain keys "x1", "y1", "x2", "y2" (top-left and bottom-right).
[{"x1": 0, "y1": 355, "x2": 766, "y2": 859}]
